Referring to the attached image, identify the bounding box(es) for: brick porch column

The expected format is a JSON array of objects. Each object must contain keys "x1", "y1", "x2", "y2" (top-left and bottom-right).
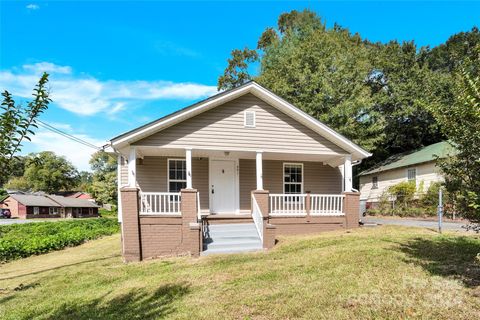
[
  {"x1": 252, "y1": 190, "x2": 269, "y2": 218},
  {"x1": 343, "y1": 192, "x2": 360, "y2": 229},
  {"x1": 180, "y1": 189, "x2": 201, "y2": 256},
  {"x1": 252, "y1": 190, "x2": 276, "y2": 248},
  {"x1": 120, "y1": 187, "x2": 141, "y2": 262}
]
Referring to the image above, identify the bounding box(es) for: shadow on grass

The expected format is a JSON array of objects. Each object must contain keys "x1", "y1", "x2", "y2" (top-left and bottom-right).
[
  {"x1": 0, "y1": 254, "x2": 121, "y2": 281},
  {"x1": 39, "y1": 283, "x2": 190, "y2": 320},
  {"x1": 398, "y1": 236, "x2": 480, "y2": 287}
]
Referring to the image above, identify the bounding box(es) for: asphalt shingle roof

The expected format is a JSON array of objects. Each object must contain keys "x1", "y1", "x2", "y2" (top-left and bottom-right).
[
  {"x1": 359, "y1": 141, "x2": 456, "y2": 176},
  {"x1": 9, "y1": 194, "x2": 61, "y2": 207}
]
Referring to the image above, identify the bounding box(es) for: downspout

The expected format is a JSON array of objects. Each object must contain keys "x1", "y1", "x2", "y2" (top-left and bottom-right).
[{"x1": 351, "y1": 160, "x2": 362, "y2": 192}]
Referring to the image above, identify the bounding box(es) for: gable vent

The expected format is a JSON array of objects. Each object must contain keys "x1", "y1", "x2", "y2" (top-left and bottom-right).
[{"x1": 244, "y1": 111, "x2": 256, "y2": 127}]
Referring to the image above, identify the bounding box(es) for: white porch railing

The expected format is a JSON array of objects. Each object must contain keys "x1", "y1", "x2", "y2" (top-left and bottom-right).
[
  {"x1": 140, "y1": 192, "x2": 181, "y2": 215},
  {"x1": 269, "y1": 193, "x2": 345, "y2": 216},
  {"x1": 269, "y1": 194, "x2": 307, "y2": 216},
  {"x1": 310, "y1": 194, "x2": 345, "y2": 216},
  {"x1": 251, "y1": 195, "x2": 264, "y2": 241}
]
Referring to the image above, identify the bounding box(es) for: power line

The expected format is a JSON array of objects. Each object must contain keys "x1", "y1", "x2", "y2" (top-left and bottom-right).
[{"x1": 36, "y1": 120, "x2": 102, "y2": 151}]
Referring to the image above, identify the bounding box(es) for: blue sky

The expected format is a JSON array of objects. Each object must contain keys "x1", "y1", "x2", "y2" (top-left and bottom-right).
[{"x1": 0, "y1": 1, "x2": 479, "y2": 171}]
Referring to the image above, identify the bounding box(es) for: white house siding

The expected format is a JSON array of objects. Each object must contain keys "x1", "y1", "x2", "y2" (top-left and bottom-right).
[
  {"x1": 359, "y1": 161, "x2": 444, "y2": 203},
  {"x1": 134, "y1": 93, "x2": 347, "y2": 156}
]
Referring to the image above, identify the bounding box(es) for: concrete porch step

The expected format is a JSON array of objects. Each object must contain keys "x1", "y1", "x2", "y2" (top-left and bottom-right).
[{"x1": 202, "y1": 222, "x2": 262, "y2": 255}]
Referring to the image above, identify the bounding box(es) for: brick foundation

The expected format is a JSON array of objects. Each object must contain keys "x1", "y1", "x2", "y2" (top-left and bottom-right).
[
  {"x1": 121, "y1": 188, "x2": 201, "y2": 262},
  {"x1": 343, "y1": 192, "x2": 360, "y2": 229}
]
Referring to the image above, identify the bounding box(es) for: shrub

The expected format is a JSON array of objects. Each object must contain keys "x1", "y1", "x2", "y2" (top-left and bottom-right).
[
  {"x1": 388, "y1": 181, "x2": 416, "y2": 207},
  {"x1": 0, "y1": 218, "x2": 119, "y2": 262}
]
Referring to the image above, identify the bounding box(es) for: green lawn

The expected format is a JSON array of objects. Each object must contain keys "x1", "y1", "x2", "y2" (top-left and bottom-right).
[{"x1": 0, "y1": 226, "x2": 479, "y2": 319}]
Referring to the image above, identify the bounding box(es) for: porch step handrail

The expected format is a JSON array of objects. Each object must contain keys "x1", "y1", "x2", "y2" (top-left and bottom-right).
[
  {"x1": 251, "y1": 194, "x2": 264, "y2": 241},
  {"x1": 140, "y1": 192, "x2": 181, "y2": 215},
  {"x1": 310, "y1": 194, "x2": 345, "y2": 216},
  {"x1": 269, "y1": 194, "x2": 307, "y2": 216}
]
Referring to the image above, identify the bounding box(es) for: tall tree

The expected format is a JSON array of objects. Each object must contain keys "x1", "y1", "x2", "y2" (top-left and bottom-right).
[
  {"x1": 218, "y1": 9, "x2": 456, "y2": 167},
  {"x1": 428, "y1": 47, "x2": 480, "y2": 222},
  {"x1": 0, "y1": 73, "x2": 51, "y2": 185},
  {"x1": 88, "y1": 151, "x2": 117, "y2": 205},
  {"x1": 5, "y1": 151, "x2": 79, "y2": 193}
]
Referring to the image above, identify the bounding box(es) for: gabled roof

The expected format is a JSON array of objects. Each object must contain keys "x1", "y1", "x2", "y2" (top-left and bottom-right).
[
  {"x1": 359, "y1": 141, "x2": 456, "y2": 176},
  {"x1": 7, "y1": 194, "x2": 61, "y2": 207},
  {"x1": 2, "y1": 194, "x2": 99, "y2": 208},
  {"x1": 46, "y1": 195, "x2": 99, "y2": 208},
  {"x1": 109, "y1": 81, "x2": 371, "y2": 160}
]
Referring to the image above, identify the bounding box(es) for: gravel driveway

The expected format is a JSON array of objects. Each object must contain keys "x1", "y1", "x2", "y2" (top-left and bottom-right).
[
  {"x1": 364, "y1": 217, "x2": 470, "y2": 232},
  {"x1": 0, "y1": 219, "x2": 39, "y2": 225}
]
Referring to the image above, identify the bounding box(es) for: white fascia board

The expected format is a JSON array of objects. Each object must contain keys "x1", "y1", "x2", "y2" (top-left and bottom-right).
[
  {"x1": 248, "y1": 83, "x2": 372, "y2": 160},
  {"x1": 110, "y1": 82, "x2": 371, "y2": 160},
  {"x1": 110, "y1": 84, "x2": 252, "y2": 149}
]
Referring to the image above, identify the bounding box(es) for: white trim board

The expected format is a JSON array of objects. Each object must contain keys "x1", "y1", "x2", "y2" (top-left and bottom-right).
[{"x1": 109, "y1": 82, "x2": 371, "y2": 161}]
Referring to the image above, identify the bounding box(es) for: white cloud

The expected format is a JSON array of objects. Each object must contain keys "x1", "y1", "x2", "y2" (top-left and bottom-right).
[
  {"x1": 0, "y1": 62, "x2": 218, "y2": 116},
  {"x1": 26, "y1": 4, "x2": 39, "y2": 10},
  {"x1": 24, "y1": 126, "x2": 104, "y2": 172},
  {"x1": 23, "y1": 62, "x2": 72, "y2": 74}
]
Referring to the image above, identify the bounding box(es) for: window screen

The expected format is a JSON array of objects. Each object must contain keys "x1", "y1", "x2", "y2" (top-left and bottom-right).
[
  {"x1": 284, "y1": 163, "x2": 303, "y2": 194},
  {"x1": 407, "y1": 168, "x2": 416, "y2": 182},
  {"x1": 168, "y1": 159, "x2": 187, "y2": 192}
]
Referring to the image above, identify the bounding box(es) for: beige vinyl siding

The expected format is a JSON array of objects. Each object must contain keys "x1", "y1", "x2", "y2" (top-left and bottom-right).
[
  {"x1": 120, "y1": 158, "x2": 128, "y2": 186},
  {"x1": 359, "y1": 161, "x2": 444, "y2": 202},
  {"x1": 240, "y1": 160, "x2": 342, "y2": 210},
  {"x1": 239, "y1": 159, "x2": 256, "y2": 210},
  {"x1": 136, "y1": 156, "x2": 209, "y2": 209},
  {"x1": 136, "y1": 157, "x2": 342, "y2": 212},
  {"x1": 135, "y1": 94, "x2": 346, "y2": 155}
]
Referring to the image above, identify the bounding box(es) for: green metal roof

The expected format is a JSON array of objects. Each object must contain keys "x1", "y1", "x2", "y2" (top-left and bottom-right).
[{"x1": 359, "y1": 141, "x2": 456, "y2": 176}]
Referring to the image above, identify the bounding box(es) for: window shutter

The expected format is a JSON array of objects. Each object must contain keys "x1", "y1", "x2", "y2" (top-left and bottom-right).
[{"x1": 244, "y1": 111, "x2": 256, "y2": 127}]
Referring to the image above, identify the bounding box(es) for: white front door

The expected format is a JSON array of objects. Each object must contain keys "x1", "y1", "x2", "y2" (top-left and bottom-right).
[{"x1": 210, "y1": 160, "x2": 236, "y2": 214}]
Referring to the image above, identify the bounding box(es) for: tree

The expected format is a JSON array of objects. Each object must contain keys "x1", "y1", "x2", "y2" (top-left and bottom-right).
[
  {"x1": 5, "y1": 151, "x2": 79, "y2": 193},
  {"x1": 428, "y1": 52, "x2": 480, "y2": 222},
  {"x1": 0, "y1": 73, "x2": 51, "y2": 185},
  {"x1": 218, "y1": 9, "x2": 455, "y2": 175},
  {"x1": 88, "y1": 151, "x2": 117, "y2": 205}
]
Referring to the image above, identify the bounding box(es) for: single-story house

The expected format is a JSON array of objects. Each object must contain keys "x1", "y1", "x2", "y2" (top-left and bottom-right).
[
  {"x1": 56, "y1": 191, "x2": 95, "y2": 202},
  {"x1": 359, "y1": 141, "x2": 456, "y2": 207},
  {"x1": 107, "y1": 81, "x2": 371, "y2": 261},
  {"x1": 0, "y1": 193, "x2": 99, "y2": 219}
]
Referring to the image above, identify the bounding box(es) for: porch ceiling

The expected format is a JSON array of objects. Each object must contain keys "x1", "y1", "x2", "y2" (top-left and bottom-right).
[{"x1": 131, "y1": 146, "x2": 346, "y2": 167}]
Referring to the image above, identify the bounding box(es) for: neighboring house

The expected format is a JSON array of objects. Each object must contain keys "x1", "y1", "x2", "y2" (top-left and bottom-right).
[
  {"x1": 57, "y1": 191, "x2": 95, "y2": 202},
  {"x1": 0, "y1": 194, "x2": 99, "y2": 219},
  {"x1": 359, "y1": 141, "x2": 455, "y2": 206},
  {"x1": 107, "y1": 81, "x2": 371, "y2": 261}
]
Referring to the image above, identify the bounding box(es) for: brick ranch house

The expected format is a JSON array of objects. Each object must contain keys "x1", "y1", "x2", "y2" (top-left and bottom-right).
[
  {"x1": 107, "y1": 81, "x2": 371, "y2": 261},
  {"x1": 0, "y1": 194, "x2": 99, "y2": 219}
]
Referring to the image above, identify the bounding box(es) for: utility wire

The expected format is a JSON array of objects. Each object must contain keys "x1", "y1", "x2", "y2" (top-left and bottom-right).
[{"x1": 36, "y1": 120, "x2": 102, "y2": 151}]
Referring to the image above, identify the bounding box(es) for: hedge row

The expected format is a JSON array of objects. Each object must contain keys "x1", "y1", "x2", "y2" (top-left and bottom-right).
[{"x1": 0, "y1": 218, "x2": 119, "y2": 262}]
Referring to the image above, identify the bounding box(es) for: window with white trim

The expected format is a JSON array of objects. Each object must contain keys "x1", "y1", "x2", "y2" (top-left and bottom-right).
[
  {"x1": 49, "y1": 207, "x2": 59, "y2": 215},
  {"x1": 283, "y1": 163, "x2": 303, "y2": 194},
  {"x1": 244, "y1": 111, "x2": 256, "y2": 127},
  {"x1": 168, "y1": 159, "x2": 187, "y2": 192},
  {"x1": 33, "y1": 207, "x2": 39, "y2": 215},
  {"x1": 372, "y1": 176, "x2": 378, "y2": 189},
  {"x1": 407, "y1": 168, "x2": 416, "y2": 182}
]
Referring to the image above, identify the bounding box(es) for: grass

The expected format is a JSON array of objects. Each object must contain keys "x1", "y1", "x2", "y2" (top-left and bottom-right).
[{"x1": 0, "y1": 226, "x2": 479, "y2": 319}]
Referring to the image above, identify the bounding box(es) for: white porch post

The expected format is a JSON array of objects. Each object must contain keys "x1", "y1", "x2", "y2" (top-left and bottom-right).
[
  {"x1": 344, "y1": 155, "x2": 352, "y2": 192},
  {"x1": 128, "y1": 147, "x2": 136, "y2": 188},
  {"x1": 117, "y1": 154, "x2": 123, "y2": 223},
  {"x1": 256, "y1": 151, "x2": 263, "y2": 190},
  {"x1": 186, "y1": 148, "x2": 192, "y2": 189},
  {"x1": 339, "y1": 164, "x2": 345, "y2": 192}
]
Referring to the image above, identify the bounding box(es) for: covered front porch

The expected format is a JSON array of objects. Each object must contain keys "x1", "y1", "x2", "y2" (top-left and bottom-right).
[{"x1": 122, "y1": 146, "x2": 355, "y2": 217}]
